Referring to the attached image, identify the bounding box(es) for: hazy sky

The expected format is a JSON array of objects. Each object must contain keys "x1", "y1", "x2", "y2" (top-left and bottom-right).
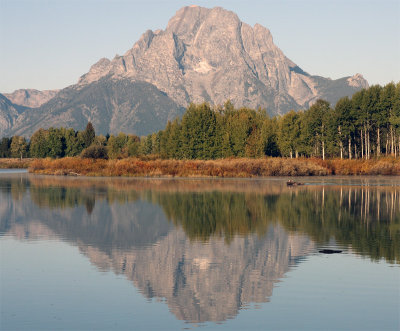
[{"x1": 1, "y1": 0, "x2": 399, "y2": 93}]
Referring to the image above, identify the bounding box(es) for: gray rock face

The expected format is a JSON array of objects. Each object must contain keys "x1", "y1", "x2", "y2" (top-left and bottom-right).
[
  {"x1": 1, "y1": 5, "x2": 368, "y2": 137},
  {"x1": 78, "y1": 5, "x2": 368, "y2": 114},
  {"x1": 4, "y1": 89, "x2": 59, "y2": 108}
]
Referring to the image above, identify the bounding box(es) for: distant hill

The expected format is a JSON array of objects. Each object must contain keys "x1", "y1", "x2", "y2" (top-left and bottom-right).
[
  {"x1": 1, "y1": 5, "x2": 368, "y2": 137},
  {"x1": 7, "y1": 79, "x2": 185, "y2": 137},
  {"x1": 4, "y1": 89, "x2": 59, "y2": 108}
]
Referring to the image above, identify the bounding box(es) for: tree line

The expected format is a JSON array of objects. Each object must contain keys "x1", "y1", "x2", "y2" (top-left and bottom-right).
[
  {"x1": 0, "y1": 82, "x2": 399, "y2": 160},
  {"x1": 153, "y1": 82, "x2": 400, "y2": 160}
]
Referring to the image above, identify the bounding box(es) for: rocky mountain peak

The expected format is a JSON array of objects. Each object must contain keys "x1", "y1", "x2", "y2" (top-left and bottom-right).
[
  {"x1": 166, "y1": 5, "x2": 212, "y2": 40},
  {"x1": 253, "y1": 23, "x2": 273, "y2": 45},
  {"x1": 73, "y1": 5, "x2": 368, "y2": 114},
  {"x1": 78, "y1": 57, "x2": 112, "y2": 85},
  {"x1": 347, "y1": 73, "x2": 369, "y2": 88},
  {"x1": 0, "y1": 5, "x2": 369, "y2": 137}
]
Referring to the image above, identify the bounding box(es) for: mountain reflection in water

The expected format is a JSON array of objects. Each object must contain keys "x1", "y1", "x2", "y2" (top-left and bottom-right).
[{"x1": 0, "y1": 174, "x2": 399, "y2": 323}]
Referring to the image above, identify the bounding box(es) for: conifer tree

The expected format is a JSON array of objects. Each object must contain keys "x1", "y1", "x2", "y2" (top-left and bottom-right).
[
  {"x1": 82, "y1": 122, "x2": 96, "y2": 148},
  {"x1": 0, "y1": 137, "x2": 11, "y2": 157}
]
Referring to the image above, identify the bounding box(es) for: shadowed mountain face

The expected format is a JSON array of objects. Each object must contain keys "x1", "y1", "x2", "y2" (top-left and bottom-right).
[
  {"x1": 1, "y1": 175, "x2": 398, "y2": 323},
  {"x1": 1, "y1": 6, "x2": 368, "y2": 137}
]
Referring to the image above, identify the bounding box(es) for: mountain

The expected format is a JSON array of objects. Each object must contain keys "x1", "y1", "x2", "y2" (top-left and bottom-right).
[
  {"x1": 4, "y1": 89, "x2": 59, "y2": 108},
  {"x1": 79, "y1": 6, "x2": 368, "y2": 113},
  {"x1": 0, "y1": 93, "x2": 29, "y2": 135},
  {"x1": 1, "y1": 5, "x2": 368, "y2": 137},
  {"x1": 8, "y1": 79, "x2": 184, "y2": 137}
]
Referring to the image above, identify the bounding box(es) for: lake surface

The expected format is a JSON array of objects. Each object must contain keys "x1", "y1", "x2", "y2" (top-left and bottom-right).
[{"x1": 1, "y1": 172, "x2": 399, "y2": 330}]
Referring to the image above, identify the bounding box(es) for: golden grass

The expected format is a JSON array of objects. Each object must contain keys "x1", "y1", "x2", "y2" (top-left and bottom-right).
[
  {"x1": 316, "y1": 157, "x2": 400, "y2": 175},
  {"x1": 0, "y1": 158, "x2": 34, "y2": 169},
  {"x1": 28, "y1": 156, "x2": 400, "y2": 177},
  {"x1": 29, "y1": 157, "x2": 327, "y2": 177}
]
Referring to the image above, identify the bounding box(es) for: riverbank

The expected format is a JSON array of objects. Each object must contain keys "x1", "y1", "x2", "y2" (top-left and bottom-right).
[
  {"x1": 0, "y1": 158, "x2": 34, "y2": 169},
  {"x1": 28, "y1": 157, "x2": 400, "y2": 177}
]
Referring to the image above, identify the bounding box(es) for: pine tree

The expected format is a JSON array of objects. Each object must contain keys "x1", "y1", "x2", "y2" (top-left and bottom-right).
[
  {"x1": 82, "y1": 122, "x2": 96, "y2": 148},
  {"x1": 0, "y1": 137, "x2": 11, "y2": 158}
]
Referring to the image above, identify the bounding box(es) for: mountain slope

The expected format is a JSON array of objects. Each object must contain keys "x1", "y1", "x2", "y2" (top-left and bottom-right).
[{"x1": 9, "y1": 78, "x2": 185, "y2": 137}]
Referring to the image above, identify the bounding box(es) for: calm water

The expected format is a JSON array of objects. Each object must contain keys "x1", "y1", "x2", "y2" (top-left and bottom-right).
[{"x1": 0, "y1": 172, "x2": 399, "y2": 330}]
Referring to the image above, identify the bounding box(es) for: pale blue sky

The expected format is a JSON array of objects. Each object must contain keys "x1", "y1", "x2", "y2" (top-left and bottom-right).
[{"x1": 0, "y1": 0, "x2": 399, "y2": 93}]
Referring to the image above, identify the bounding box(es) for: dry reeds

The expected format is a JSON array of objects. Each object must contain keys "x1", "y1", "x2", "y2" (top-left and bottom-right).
[
  {"x1": 29, "y1": 157, "x2": 328, "y2": 177},
  {"x1": 316, "y1": 157, "x2": 400, "y2": 175},
  {"x1": 28, "y1": 156, "x2": 400, "y2": 177},
  {"x1": 0, "y1": 158, "x2": 34, "y2": 169}
]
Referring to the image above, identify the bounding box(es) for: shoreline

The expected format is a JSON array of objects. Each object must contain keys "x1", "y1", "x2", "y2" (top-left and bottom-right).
[{"x1": 24, "y1": 157, "x2": 400, "y2": 177}]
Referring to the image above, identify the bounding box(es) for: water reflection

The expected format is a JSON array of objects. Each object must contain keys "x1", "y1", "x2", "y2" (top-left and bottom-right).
[{"x1": 0, "y1": 174, "x2": 399, "y2": 323}]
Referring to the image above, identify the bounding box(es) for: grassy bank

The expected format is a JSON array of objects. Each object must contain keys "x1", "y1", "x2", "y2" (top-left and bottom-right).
[
  {"x1": 28, "y1": 157, "x2": 400, "y2": 177},
  {"x1": 0, "y1": 158, "x2": 34, "y2": 169},
  {"x1": 316, "y1": 158, "x2": 400, "y2": 175},
  {"x1": 30, "y1": 157, "x2": 328, "y2": 177}
]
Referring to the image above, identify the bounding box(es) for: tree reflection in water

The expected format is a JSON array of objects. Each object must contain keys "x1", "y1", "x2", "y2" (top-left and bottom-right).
[
  {"x1": 0, "y1": 175, "x2": 399, "y2": 323},
  {"x1": 2, "y1": 175, "x2": 396, "y2": 262}
]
